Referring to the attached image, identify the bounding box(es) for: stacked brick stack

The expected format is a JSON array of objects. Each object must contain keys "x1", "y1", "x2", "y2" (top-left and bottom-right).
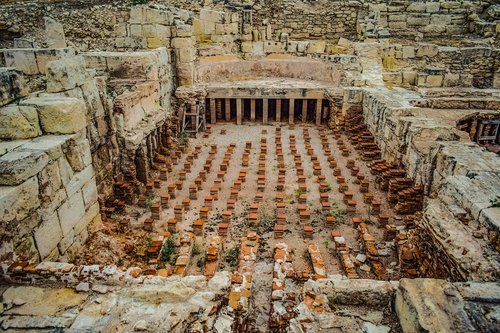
[
  {"x1": 173, "y1": 232, "x2": 194, "y2": 276},
  {"x1": 204, "y1": 237, "x2": 222, "y2": 278},
  {"x1": 228, "y1": 231, "x2": 259, "y2": 311},
  {"x1": 308, "y1": 244, "x2": 327, "y2": 279},
  {"x1": 269, "y1": 243, "x2": 296, "y2": 329}
]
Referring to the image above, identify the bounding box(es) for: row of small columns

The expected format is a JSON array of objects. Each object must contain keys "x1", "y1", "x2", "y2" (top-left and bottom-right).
[{"x1": 208, "y1": 98, "x2": 326, "y2": 126}]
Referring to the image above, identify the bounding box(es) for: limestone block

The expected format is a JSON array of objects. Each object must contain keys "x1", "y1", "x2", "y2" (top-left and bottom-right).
[
  {"x1": 241, "y1": 41, "x2": 253, "y2": 53},
  {"x1": 426, "y1": 2, "x2": 440, "y2": 13},
  {"x1": 443, "y1": 73, "x2": 460, "y2": 87},
  {"x1": 407, "y1": 2, "x2": 426, "y2": 12},
  {"x1": 129, "y1": 24, "x2": 142, "y2": 37},
  {"x1": 2, "y1": 49, "x2": 39, "y2": 75},
  {"x1": 38, "y1": 160, "x2": 63, "y2": 204},
  {"x1": 416, "y1": 43, "x2": 439, "y2": 57},
  {"x1": 57, "y1": 190, "x2": 86, "y2": 236},
  {"x1": 46, "y1": 56, "x2": 86, "y2": 93},
  {"x1": 318, "y1": 279, "x2": 394, "y2": 306},
  {"x1": 382, "y1": 72, "x2": 402, "y2": 85},
  {"x1": 177, "y1": 62, "x2": 194, "y2": 86},
  {"x1": 407, "y1": 14, "x2": 430, "y2": 26},
  {"x1": 402, "y1": 71, "x2": 416, "y2": 85},
  {"x1": 426, "y1": 75, "x2": 443, "y2": 87},
  {"x1": 459, "y1": 74, "x2": 473, "y2": 87},
  {"x1": 0, "y1": 176, "x2": 40, "y2": 223},
  {"x1": 430, "y1": 14, "x2": 452, "y2": 25},
  {"x1": 35, "y1": 48, "x2": 76, "y2": 75},
  {"x1": 263, "y1": 41, "x2": 286, "y2": 53},
  {"x1": 441, "y1": 2, "x2": 461, "y2": 10},
  {"x1": 193, "y1": 19, "x2": 203, "y2": 36},
  {"x1": 297, "y1": 41, "x2": 309, "y2": 53},
  {"x1": 210, "y1": 34, "x2": 234, "y2": 43},
  {"x1": 0, "y1": 68, "x2": 28, "y2": 107},
  {"x1": 416, "y1": 73, "x2": 427, "y2": 87},
  {"x1": 66, "y1": 164, "x2": 94, "y2": 198},
  {"x1": 287, "y1": 41, "x2": 298, "y2": 53},
  {"x1": 388, "y1": 21, "x2": 407, "y2": 29},
  {"x1": 155, "y1": 24, "x2": 171, "y2": 38},
  {"x1": 147, "y1": 37, "x2": 168, "y2": 49},
  {"x1": 144, "y1": 8, "x2": 173, "y2": 25},
  {"x1": 200, "y1": 9, "x2": 226, "y2": 24},
  {"x1": 20, "y1": 97, "x2": 86, "y2": 134},
  {"x1": 129, "y1": 6, "x2": 144, "y2": 24},
  {"x1": 307, "y1": 40, "x2": 326, "y2": 54},
  {"x1": 402, "y1": 46, "x2": 415, "y2": 59},
  {"x1": 396, "y1": 279, "x2": 464, "y2": 333},
  {"x1": 174, "y1": 24, "x2": 192, "y2": 37},
  {"x1": 0, "y1": 149, "x2": 48, "y2": 186},
  {"x1": 64, "y1": 138, "x2": 92, "y2": 172},
  {"x1": 44, "y1": 17, "x2": 66, "y2": 48},
  {"x1": 114, "y1": 23, "x2": 127, "y2": 37},
  {"x1": 81, "y1": 80, "x2": 105, "y2": 119},
  {"x1": 35, "y1": 212, "x2": 63, "y2": 260},
  {"x1": 82, "y1": 178, "x2": 98, "y2": 209},
  {"x1": 388, "y1": 14, "x2": 407, "y2": 22},
  {"x1": 0, "y1": 105, "x2": 41, "y2": 139}
]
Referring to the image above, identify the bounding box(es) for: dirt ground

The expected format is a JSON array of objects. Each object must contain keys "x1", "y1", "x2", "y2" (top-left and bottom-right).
[{"x1": 75, "y1": 123, "x2": 406, "y2": 328}]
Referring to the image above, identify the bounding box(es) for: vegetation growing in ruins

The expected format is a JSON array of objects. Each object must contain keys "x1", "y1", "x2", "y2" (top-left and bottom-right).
[
  {"x1": 160, "y1": 237, "x2": 176, "y2": 264},
  {"x1": 191, "y1": 241, "x2": 202, "y2": 256},
  {"x1": 225, "y1": 246, "x2": 240, "y2": 267}
]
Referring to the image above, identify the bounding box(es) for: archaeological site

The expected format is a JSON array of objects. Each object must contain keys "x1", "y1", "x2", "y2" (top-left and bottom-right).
[{"x1": 0, "y1": 0, "x2": 499, "y2": 331}]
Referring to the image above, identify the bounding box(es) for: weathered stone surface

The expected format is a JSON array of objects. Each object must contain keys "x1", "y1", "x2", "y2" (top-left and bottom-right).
[
  {"x1": 34, "y1": 212, "x2": 63, "y2": 260},
  {"x1": 20, "y1": 97, "x2": 86, "y2": 134},
  {"x1": 46, "y1": 56, "x2": 86, "y2": 92},
  {"x1": 3, "y1": 286, "x2": 87, "y2": 316},
  {"x1": 0, "y1": 149, "x2": 48, "y2": 185},
  {"x1": 127, "y1": 281, "x2": 196, "y2": 303},
  {"x1": 44, "y1": 17, "x2": 66, "y2": 48},
  {"x1": 0, "y1": 176, "x2": 40, "y2": 223},
  {"x1": 0, "y1": 105, "x2": 42, "y2": 139},
  {"x1": 57, "y1": 190, "x2": 86, "y2": 236},
  {"x1": 396, "y1": 279, "x2": 500, "y2": 333},
  {"x1": 0, "y1": 68, "x2": 28, "y2": 107}
]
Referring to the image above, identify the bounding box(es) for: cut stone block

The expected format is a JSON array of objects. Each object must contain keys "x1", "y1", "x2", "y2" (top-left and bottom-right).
[
  {"x1": 0, "y1": 68, "x2": 28, "y2": 107},
  {"x1": 20, "y1": 97, "x2": 86, "y2": 134},
  {"x1": 46, "y1": 56, "x2": 86, "y2": 92},
  {"x1": 0, "y1": 176, "x2": 40, "y2": 223},
  {"x1": 0, "y1": 105, "x2": 41, "y2": 139},
  {"x1": 0, "y1": 149, "x2": 48, "y2": 185}
]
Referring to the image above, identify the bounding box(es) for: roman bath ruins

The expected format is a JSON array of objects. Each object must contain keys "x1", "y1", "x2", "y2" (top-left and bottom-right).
[{"x1": 0, "y1": 0, "x2": 499, "y2": 331}]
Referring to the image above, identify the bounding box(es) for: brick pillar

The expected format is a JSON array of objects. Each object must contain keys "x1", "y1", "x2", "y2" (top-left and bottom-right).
[
  {"x1": 216, "y1": 99, "x2": 222, "y2": 120},
  {"x1": 210, "y1": 98, "x2": 216, "y2": 124},
  {"x1": 316, "y1": 99, "x2": 322, "y2": 126},
  {"x1": 263, "y1": 98, "x2": 268, "y2": 125},
  {"x1": 236, "y1": 98, "x2": 242, "y2": 125},
  {"x1": 250, "y1": 98, "x2": 256, "y2": 122},
  {"x1": 276, "y1": 99, "x2": 282, "y2": 123},
  {"x1": 225, "y1": 98, "x2": 231, "y2": 121},
  {"x1": 289, "y1": 98, "x2": 295, "y2": 125},
  {"x1": 302, "y1": 99, "x2": 308, "y2": 123}
]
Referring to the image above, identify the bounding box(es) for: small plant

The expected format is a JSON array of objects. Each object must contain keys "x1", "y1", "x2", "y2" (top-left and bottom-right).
[
  {"x1": 327, "y1": 295, "x2": 336, "y2": 310},
  {"x1": 145, "y1": 194, "x2": 154, "y2": 210},
  {"x1": 178, "y1": 131, "x2": 189, "y2": 146},
  {"x1": 191, "y1": 241, "x2": 202, "y2": 256},
  {"x1": 225, "y1": 246, "x2": 240, "y2": 267},
  {"x1": 160, "y1": 237, "x2": 176, "y2": 263},
  {"x1": 295, "y1": 188, "x2": 304, "y2": 199},
  {"x1": 117, "y1": 258, "x2": 124, "y2": 266},
  {"x1": 169, "y1": 254, "x2": 178, "y2": 265},
  {"x1": 197, "y1": 255, "x2": 207, "y2": 269},
  {"x1": 145, "y1": 236, "x2": 153, "y2": 248},
  {"x1": 323, "y1": 240, "x2": 329, "y2": 249}
]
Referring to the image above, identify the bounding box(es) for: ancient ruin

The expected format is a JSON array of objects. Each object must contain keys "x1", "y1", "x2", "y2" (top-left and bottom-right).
[{"x1": 0, "y1": 0, "x2": 499, "y2": 332}]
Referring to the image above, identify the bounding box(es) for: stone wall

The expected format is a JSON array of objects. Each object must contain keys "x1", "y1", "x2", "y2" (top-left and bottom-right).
[
  {"x1": 0, "y1": 0, "x2": 129, "y2": 51},
  {"x1": 366, "y1": 0, "x2": 491, "y2": 39},
  {"x1": 357, "y1": 86, "x2": 500, "y2": 281},
  {"x1": 0, "y1": 66, "x2": 100, "y2": 262},
  {"x1": 252, "y1": 0, "x2": 366, "y2": 42},
  {"x1": 382, "y1": 43, "x2": 499, "y2": 88}
]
